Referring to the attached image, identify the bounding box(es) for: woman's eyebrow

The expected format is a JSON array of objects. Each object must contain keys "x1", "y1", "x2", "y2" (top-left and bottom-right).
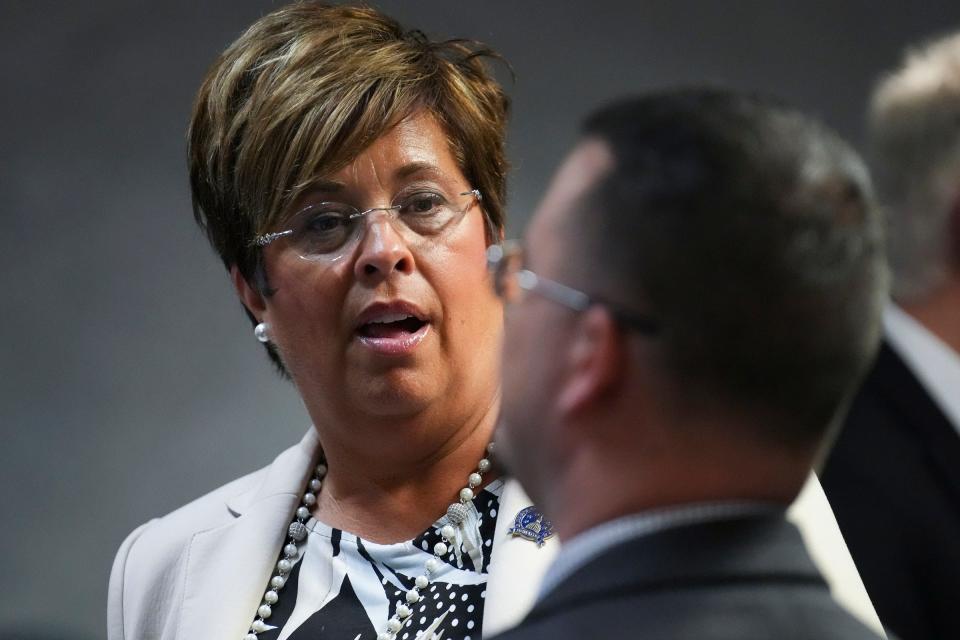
[
  {"x1": 294, "y1": 164, "x2": 450, "y2": 207},
  {"x1": 394, "y1": 161, "x2": 445, "y2": 181},
  {"x1": 300, "y1": 178, "x2": 346, "y2": 197}
]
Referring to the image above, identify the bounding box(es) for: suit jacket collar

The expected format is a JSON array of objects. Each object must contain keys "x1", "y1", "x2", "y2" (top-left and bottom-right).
[
  {"x1": 525, "y1": 514, "x2": 822, "y2": 623},
  {"x1": 177, "y1": 428, "x2": 556, "y2": 640},
  {"x1": 871, "y1": 341, "x2": 960, "y2": 506}
]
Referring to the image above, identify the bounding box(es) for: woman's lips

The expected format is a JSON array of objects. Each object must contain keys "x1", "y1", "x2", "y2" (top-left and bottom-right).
[
  {"x1": 352, "y1": 301, "x2": 432, "y2": 356},
  {"x1": 355, "y1": 322, "x2": 431, "y2": 355}
]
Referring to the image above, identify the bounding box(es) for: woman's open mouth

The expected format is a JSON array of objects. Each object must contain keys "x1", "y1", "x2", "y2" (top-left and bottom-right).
[{"x1": 354, "y1": 309, "x2": 431, "y2": 355}]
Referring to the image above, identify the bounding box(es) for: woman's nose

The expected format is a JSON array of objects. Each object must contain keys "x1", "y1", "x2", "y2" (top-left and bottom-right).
[{"x1": 353, "y1": 216, "x2": 415, "y2": 281}]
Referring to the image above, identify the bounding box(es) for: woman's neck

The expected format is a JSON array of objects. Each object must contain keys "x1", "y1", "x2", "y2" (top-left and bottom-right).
[{"x1": 311, "y1": 395, "x2": 500, "y2": 543}]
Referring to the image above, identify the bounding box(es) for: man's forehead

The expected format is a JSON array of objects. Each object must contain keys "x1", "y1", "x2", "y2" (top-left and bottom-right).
[{"x1": 527, "y1": 138, "x2": 613, "y2": 257}]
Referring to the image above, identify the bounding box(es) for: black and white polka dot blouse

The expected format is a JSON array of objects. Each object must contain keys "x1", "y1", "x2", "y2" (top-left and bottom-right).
[{"x1": 257, "y1": 479, "x2": 503, "y2": 640}]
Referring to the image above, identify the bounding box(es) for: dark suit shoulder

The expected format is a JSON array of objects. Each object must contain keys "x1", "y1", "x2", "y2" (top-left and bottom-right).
[
  {"x1": 491, "y1": 516, "x2": 882, "y2": 640},
  {"x1": 491, "y1": 584, "x2": 881, "y2": 640},
  {"x1": 822, "y1": 342, "x2": 960, "y2": 640}
]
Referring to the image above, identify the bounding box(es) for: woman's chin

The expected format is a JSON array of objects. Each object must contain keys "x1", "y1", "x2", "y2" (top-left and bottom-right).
[{"x1": 347, "y1": 371, "x2": 443, "y2": 419}]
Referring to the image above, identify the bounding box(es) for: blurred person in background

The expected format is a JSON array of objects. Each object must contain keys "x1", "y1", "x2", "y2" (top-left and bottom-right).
[
  {"x1": 489, "y1": 89, "x2": 889, "y2": 639},
  {"x1": 823, "y1": 31, "x2": 960, "y2": 640},
  {"x1": 107, "y1": 4, "x2": 560, "y2": 640}
]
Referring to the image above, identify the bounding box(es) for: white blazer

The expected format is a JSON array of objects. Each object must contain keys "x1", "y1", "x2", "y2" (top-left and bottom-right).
[
  {"x1": 108, "y1": 429, "x2": 883, "y2": 639},
  {"x1": 108, "y1": 429, "x2": 557, "y2": 640}
]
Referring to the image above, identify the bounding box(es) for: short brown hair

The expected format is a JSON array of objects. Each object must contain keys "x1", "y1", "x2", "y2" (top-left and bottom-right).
[{"x1": 188, "y1": 1, "x2": 510, "y2": 286}]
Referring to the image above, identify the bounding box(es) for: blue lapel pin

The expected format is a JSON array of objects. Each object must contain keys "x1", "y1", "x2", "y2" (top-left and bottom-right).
[{"x1": 507, "y1": 506, "x2": 555, "y2": 547}]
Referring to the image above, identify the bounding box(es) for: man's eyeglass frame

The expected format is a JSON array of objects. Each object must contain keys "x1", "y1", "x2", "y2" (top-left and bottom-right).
[{"x1": 486, "y1": 241, "x2": 660, "y2": 335}]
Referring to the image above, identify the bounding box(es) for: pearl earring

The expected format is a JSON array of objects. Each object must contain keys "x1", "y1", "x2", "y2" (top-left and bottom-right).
[{"x1": 254, "y1": 322, "x2": 271, "y2": 343}]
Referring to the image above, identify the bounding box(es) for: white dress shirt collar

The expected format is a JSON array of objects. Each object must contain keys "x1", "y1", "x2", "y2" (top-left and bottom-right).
[{"x1": 884, "y1": 304, "x2": 960, "y2": 436}]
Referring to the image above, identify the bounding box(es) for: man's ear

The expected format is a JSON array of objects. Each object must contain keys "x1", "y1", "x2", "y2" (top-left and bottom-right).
[
  {"x1": 556, "y1": 306, "x2": 624, "y2": 416},
  {"x1": 231, "y1": 264, "x2": 267, "y2": 320}
]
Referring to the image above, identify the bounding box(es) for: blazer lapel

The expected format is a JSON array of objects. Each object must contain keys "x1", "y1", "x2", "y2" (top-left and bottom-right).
[
  {"x1": 178, "y1": 429, "x2": 321, "y2": 640},
  {"x1": 483, "y1": 479, "x2": 559, "y2": 637}
]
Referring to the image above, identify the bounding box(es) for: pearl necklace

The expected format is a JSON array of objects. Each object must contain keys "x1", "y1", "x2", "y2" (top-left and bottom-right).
[{"x1": 243, "y1": 443, "x2": 496, "y2": 640}]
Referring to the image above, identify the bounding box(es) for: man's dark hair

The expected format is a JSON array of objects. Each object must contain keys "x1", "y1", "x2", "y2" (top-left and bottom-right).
[{"x1": 579, "y1": 88, "x2": 887, "y2": 446}]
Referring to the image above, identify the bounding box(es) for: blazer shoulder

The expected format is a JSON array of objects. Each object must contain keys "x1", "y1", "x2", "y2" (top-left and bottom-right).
[
  {"x1": 108, "y1": 520, "x2": 151, "y2": 640},
  {"x1": 136, "y1": 465, "x2": 268, "y2": 555},
  {"x1": 107, "y1": 429, "x2": 319, "y2": 640},
  {"x1": 106, "y1": 465, "x2": 268, "y2": 640}
]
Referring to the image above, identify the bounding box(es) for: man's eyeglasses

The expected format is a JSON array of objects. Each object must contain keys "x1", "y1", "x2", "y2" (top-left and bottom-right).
[
  {"x1": 252, "y1": 189, "x2": 482, "y2": 262},
  {"x1": 486, "y1": 241, "x2": 660, "y2": 335}
]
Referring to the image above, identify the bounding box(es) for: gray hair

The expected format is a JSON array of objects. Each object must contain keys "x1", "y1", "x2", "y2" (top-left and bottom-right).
[{"x1": 869, "y1": 31, "x2": 960, "y2": 300}]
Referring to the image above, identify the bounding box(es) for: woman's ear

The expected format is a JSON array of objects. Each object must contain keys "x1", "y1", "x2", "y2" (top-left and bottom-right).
[
  {"x1": 231, "y1": 264, "x2": 267, "y2": 320},
  {"x1": 556, "y1": 306, "x2": 624, "y2": 416}
]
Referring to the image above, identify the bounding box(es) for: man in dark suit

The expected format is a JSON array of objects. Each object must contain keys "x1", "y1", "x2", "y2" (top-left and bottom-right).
[
  {"x1": 822, "y1": 32, "x2": 960, "y2": 640},
  {"x1": 489, "y1": 89, "x2": 888, "y2": 639}
]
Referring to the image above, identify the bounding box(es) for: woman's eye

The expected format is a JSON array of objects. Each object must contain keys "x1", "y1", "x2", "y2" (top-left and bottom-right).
[
  {"x1": 305, "y1": 212, "x2": 348, "y2": 234},
  {"x1": 400, "y1": 193, "x2": 444, "y2": 215}
]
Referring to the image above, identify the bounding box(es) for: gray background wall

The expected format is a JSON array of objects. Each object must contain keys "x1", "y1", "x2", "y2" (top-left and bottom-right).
[{"x1": 2, "y1": 1, "x2": 958, "y2": 637}]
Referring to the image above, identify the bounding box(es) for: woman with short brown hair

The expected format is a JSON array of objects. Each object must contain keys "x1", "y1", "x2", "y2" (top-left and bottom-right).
[{"x1": 108, "y1": 4, "x2": 556, "y2": 640}]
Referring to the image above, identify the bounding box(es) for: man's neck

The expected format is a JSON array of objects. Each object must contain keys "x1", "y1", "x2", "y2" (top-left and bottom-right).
[
  {"x1": 898, "y1": 276, "x2": 960, "y2": 354},
  {"x1": 547, "y1": 437, "x2": 807, "y2": 541}
]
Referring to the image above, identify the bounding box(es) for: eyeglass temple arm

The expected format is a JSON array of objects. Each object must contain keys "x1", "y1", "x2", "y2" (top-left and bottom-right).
[
  {"x1": 252, "y1": 229, "x2": 293, "y2": 247},
  {"x1": 607, "y1": 306, "x2": 661, "y2": 335},
  {"x1": 521, "y1": 271, "x2": 660, "y2": 336},
  {"x1": 519, "y1": 271, "x2": 590, "y2": 311}
]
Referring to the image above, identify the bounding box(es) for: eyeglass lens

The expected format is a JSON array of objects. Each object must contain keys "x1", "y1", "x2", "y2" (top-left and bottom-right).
[{"x1": 279, "y1": 189, "x2": 478, "y2": 261}]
